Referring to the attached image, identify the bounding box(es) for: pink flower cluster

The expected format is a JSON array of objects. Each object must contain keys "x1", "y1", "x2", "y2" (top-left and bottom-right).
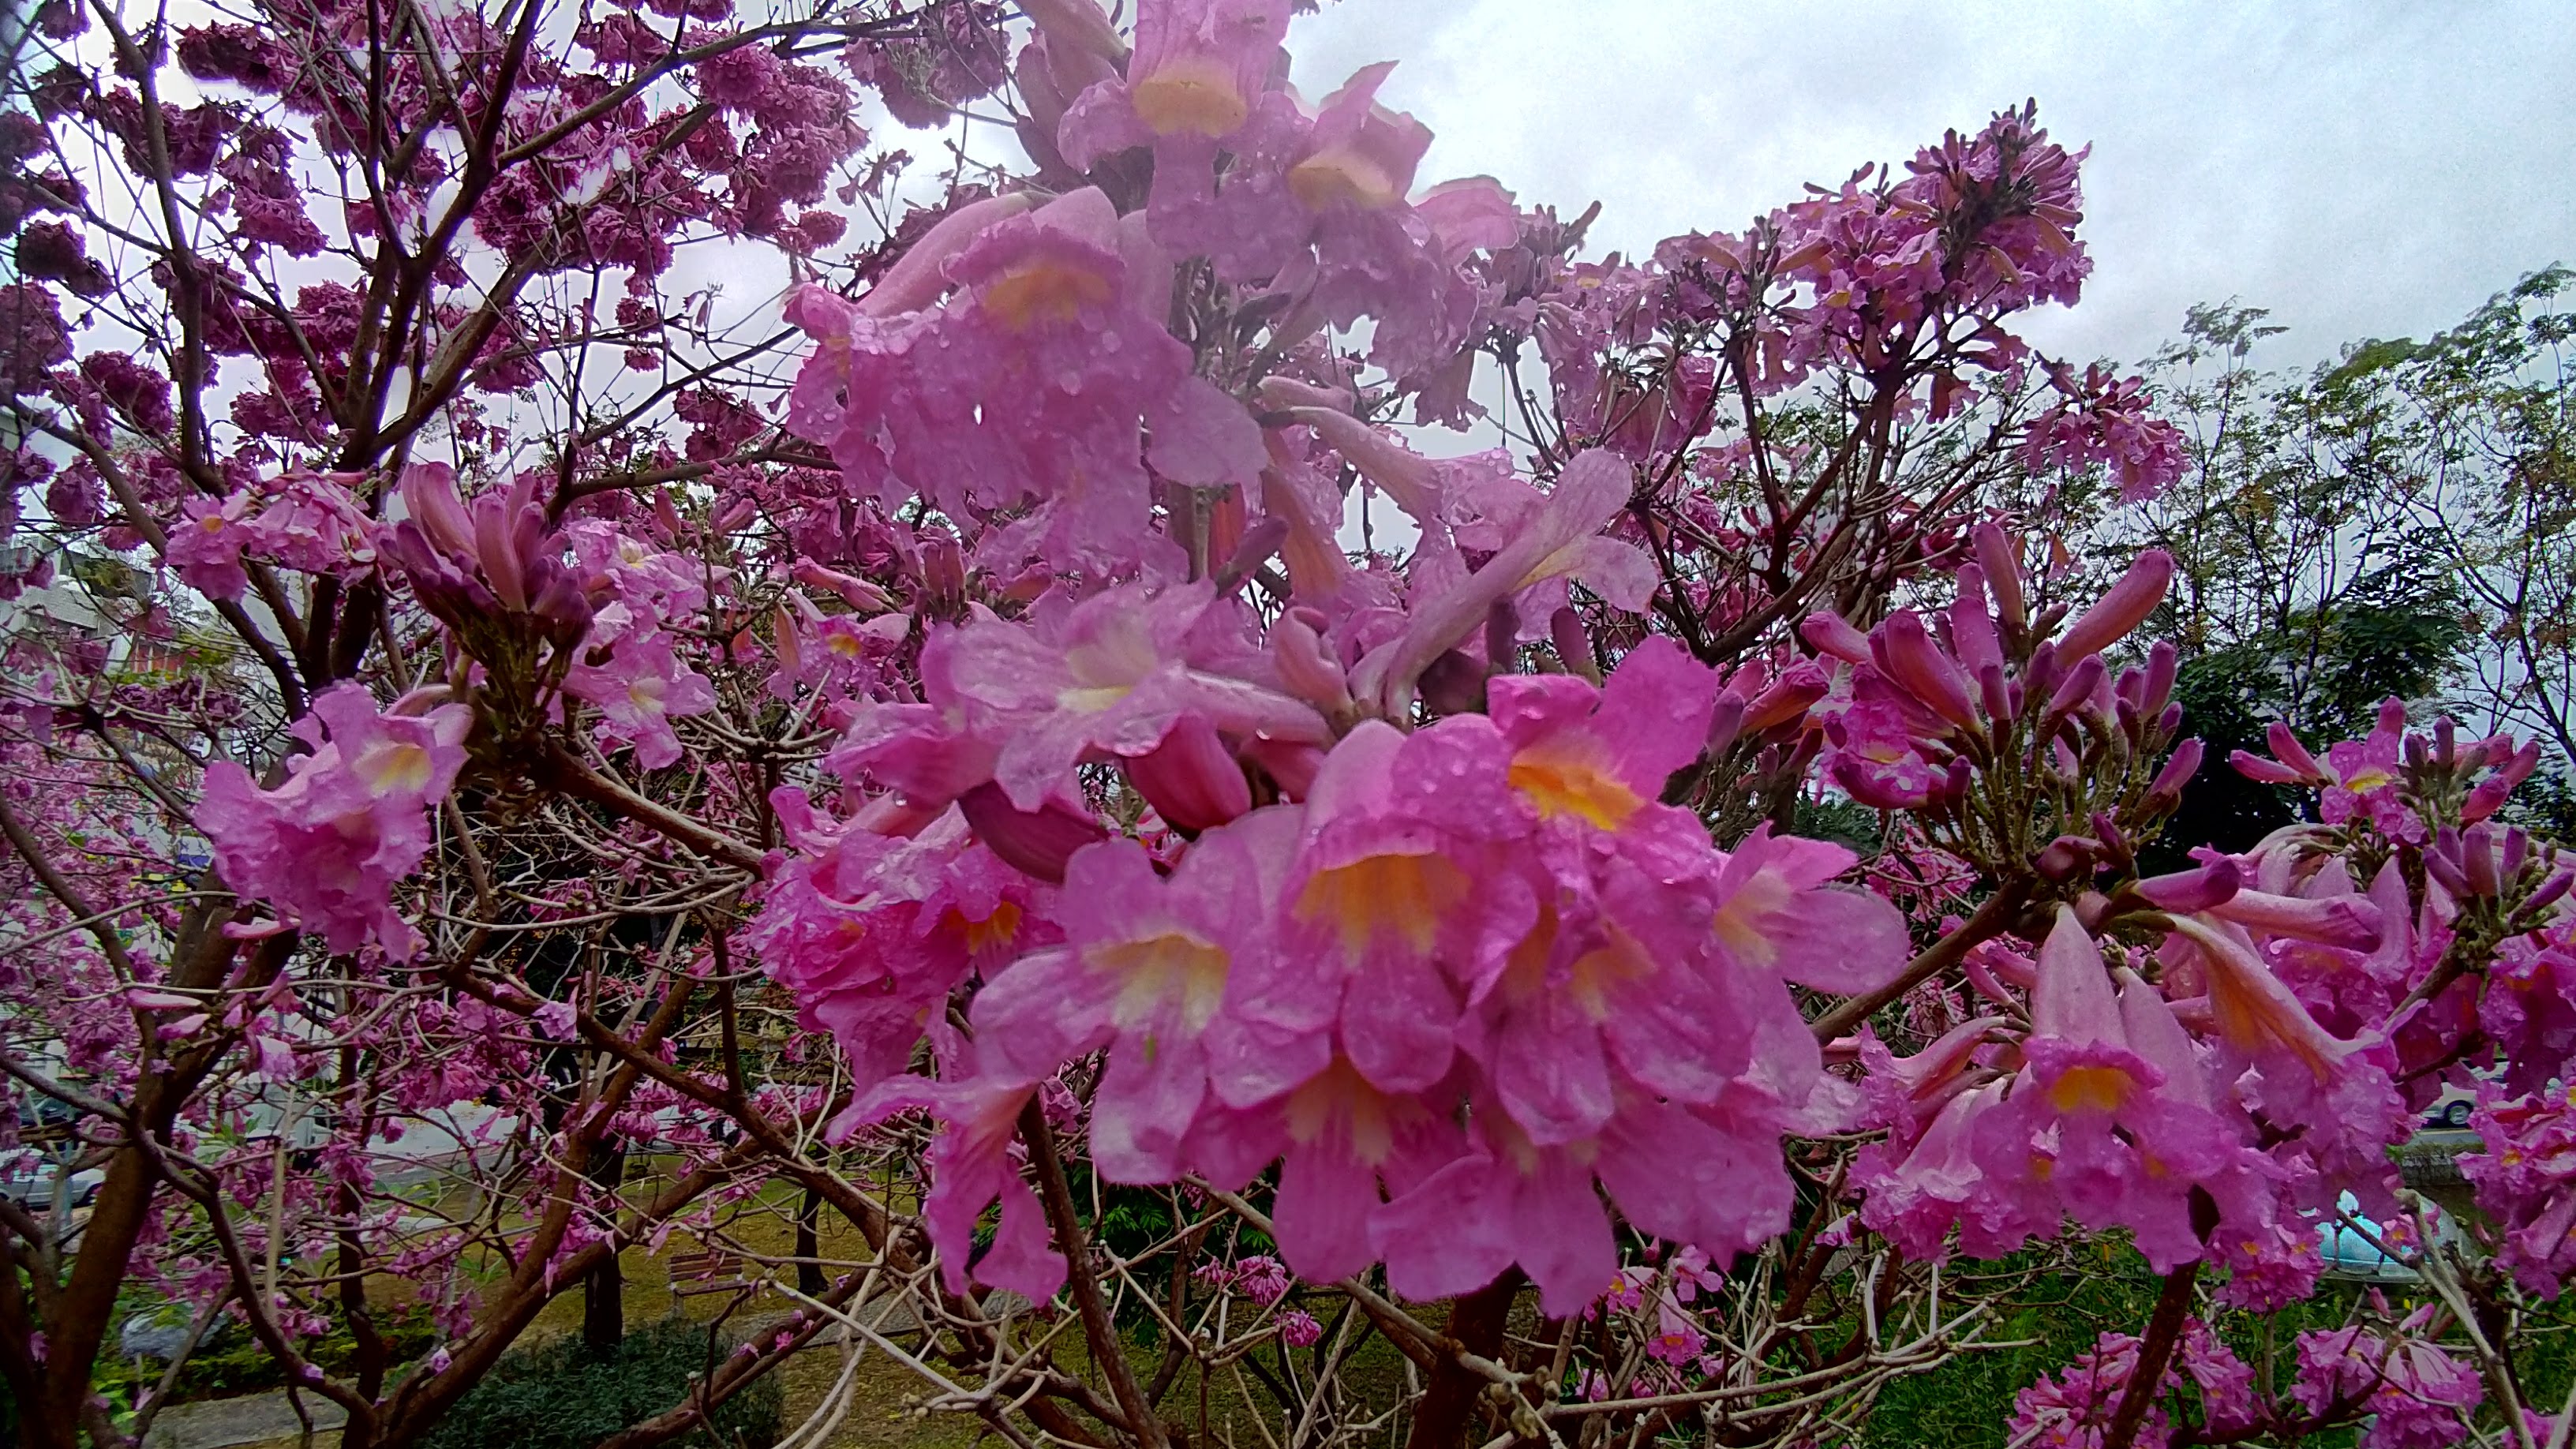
[
  {"x1": 1808, "y1": 530, "x2": 2190, "y2": 822},
  {"x1": 2005, "y1": 1322, "x2": 2256, "y2": 1449},
  {"x1": 167, "y1": 470, "x2": 380, "y2": 602},
  {"x1": 2460, "y1": 1074, "x2": 2576, "y2": 1297},
  {"x1": 785, "y1": 186, "x2": 1267, "y2": 572},
  {"x1": 2022, "y1": 365, "x2": 2189, "y2": 503},
  {"x1": 2292, "y1": 1309, "x2": 2484, "y2": 1449},
  {"x1": 2232, "y1": 698, "x2": 2544, "y2": 845},
  {"x1": 761, "y1": 638, "x2": 1907, "y2": 1311},
  {"x1": 196, "y1": 683, "x2": 470, "y2": 958}
]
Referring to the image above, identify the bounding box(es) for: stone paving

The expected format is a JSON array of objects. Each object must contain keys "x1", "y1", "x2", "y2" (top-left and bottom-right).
[{"x1": 140, "y1": 1391, "x2": 346, "y2": 1449}]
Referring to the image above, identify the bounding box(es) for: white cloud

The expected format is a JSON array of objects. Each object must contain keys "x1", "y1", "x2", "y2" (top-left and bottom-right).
[{"x1": 1286, "y1": 0, "x2": 2575, "y2": 369}]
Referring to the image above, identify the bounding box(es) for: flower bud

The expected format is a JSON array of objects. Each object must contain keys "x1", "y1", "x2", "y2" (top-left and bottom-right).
[
  {"x1": 400, "y1": 463, "x2": 477, "y2": 557},
  {"x1": 1548, "y1": 605, "x2": 1595, "y2": 684},
  {"x1": 2462, "y1": 823, "x2": 2499, "y2": 899},
  {"x1": 1124, "y1": 713, "x2": 1252, "y2": 833},
  {"x1": 1704, "y1": 692, "x2": 1747, "y2": 756},
  {"x1": 958, "y1": 782, "x2": 1107, "y2": 885},
  {"x1": 474, "y1": 502, "x2": 530, "y2": 612},
  {"x1": 2115, "y1": 665, "x2": 2145, "y2": 712},
  {"x1": 2517, "y1": 867, "x2": 2574, "y2": 921},
  {"x1": 2141, "y1": 641, "x2": 2177, "y2": 717},
  {"x1": 1876, "y1": 611, "x2": 1979, "y2": 732},
  {"x1": 1949, "y1": 564, "x2": 2005, "y2": 676},
  {"x1": 2136, "y1": 857, "x2": 2241, "y2": 914},
  {"x1": 1273, "y1": 609, "x2": 1353, "y2": 715},
  {"x1": 529, "y1": 569, "x2": 595, "y2": 650},
  {"x1": 2422, "y1": 836, "x2": 2471, "y2": 900},
  {"x1": 2147, "y1": 738, "x2": 2203, "y2": 806},
  {"x1": 1978, "y1": 662, "x2": 2012, "y2": 727},
  {"x1": 1742, "y1": 664, "x2": 1828, "y2": 733},
  {"x1": 2046, "y1": 654, "x2": 2106, "y2": 721},
  {"x1": 2055, "y1": 548, "x2": 2174, "y2": 662},
  {"x1": 1801, "y1": 610, "x2": 1874, "y2": 667},
  {"x1": 2230, "y1": 750, "x2": 2306, "y2": 785},
  {"x1": 2465, "y1": 739, "x2": 2542, "y2": 822},
  {"x1": 1972, "y1": 522, "x2": 2027, "y2": 630}
]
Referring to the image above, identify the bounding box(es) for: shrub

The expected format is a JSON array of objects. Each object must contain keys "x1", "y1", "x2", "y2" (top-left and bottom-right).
[{"x1": 420, "y1": 1317, "x2": 781, "y2": 1449}]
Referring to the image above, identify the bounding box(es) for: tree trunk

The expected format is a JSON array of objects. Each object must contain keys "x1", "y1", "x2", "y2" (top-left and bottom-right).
[
  {"x1": 795, "y1": 1184, "x2": 825, "y2": 1296},
  {"x1": 582, "y1": 1143, "x2": 627, "y2": 1354},
  {"x1": 1402, "y1": 1269, "x2": 1525, "y2": 1449}
]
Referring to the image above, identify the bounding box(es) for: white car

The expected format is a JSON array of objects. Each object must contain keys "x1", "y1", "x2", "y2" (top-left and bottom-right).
[
  {"x1": 2424, "y1": 1084, "x2": 2476, "y2": 1131},
  {"x1": 0, "y1": 1156, "x2": 105, "y2": 1209}
]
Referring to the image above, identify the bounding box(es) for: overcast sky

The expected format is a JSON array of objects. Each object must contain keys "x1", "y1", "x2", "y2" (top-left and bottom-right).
[{"x1": 1278, "y1": 0, "x2": 2574, "y2": 373}]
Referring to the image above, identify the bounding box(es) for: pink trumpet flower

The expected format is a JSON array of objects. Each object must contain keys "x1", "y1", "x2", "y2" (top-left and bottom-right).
[
  {"x1": 196, "y1": 684, "x2": 472, "y2": 959},
  {"x1": 2053, "y1": 549, "x2": 2174, "y2": 663}
]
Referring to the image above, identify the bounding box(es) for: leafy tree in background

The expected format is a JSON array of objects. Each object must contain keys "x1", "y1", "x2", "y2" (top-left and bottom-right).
[
  {"x1": 2, "y1": 1, "x2": 2574, "y2": 1447},
  {"x1": 2387, "y1": 268, "x2": 2576, "y2": 769},
  {"x1": 2119, "y1": 274, "x2": 2575, "y2": 861}
]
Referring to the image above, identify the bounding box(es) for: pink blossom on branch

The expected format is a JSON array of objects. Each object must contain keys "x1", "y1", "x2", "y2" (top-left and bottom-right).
[{"x1": 196, "y1": 684, "x2": 471, "y2": 959}]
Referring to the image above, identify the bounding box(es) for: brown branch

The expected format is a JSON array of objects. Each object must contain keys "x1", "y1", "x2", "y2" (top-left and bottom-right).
[
  {"x1": 1402, "y1": 1269, "x2": 1525, "y2": 1449},
  {"x1": 1021, "y1": 1100, "x2": 1170, "y2": 1449},
  {"x1": 0, "y1": 791, "x2": 139, "y2": 983},
  {"x1": 2102, "y1": 1262, "x2": 2199, "y2": 1449},
  {"x1": 1808, "y1": 877, "x2": 2035, "y2": 1042},
  {"x1": 538, "y1": 745, "x2": 766, "y2": 873}
]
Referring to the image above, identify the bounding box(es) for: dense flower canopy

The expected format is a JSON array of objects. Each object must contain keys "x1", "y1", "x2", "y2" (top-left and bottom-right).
[{"x1": 2, "y1": 0, "x2": 2571, "y2": 1447}]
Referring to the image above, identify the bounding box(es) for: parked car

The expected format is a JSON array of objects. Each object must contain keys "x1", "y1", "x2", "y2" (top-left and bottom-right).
[
  {"x1": 2424, "y1": 1084, "x2": 2476, "y2": 1130},
  {"x1": 2316, "y1": 1192, "x2": 2458, "y2": 1283},
  {"x1": 2432, "y1": 1083, "x2": 2473, "y2": 1129},
  {"x1": 0, "y1": 1155, "x2": 103, "y2": 1209},
  {"x1": 15, "y1": 1097, "x2": 80, "y2": 1135},
  {"x1": 6, "y1": 1098, "x2": 102, "y2": 1208}
]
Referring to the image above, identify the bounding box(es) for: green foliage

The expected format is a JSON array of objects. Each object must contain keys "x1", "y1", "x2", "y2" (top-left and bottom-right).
[
  {"x1": 1865, "y1": 1245, "x2": 2576, "y2": 1449},
  {"x1": 2149, "y1": 572, "x2": 2469, "y2": 870},
  {"x1": 1866, "y1": 1259, "x2": 2163, "y2": 1448},
  {"x1": 128, "y1": 1304, "x2": 442, "y2": 1402},
  {"x1": 2129, "y1": 271, "x2": 2576, "y2": 861},
  {"x1": 2504, "y1": 768, "x2": 2576, "y2": 842},
  {"x1": 1792, "y1": 796, "x2": 1885, "y2": 860},
  {"x1": 1866, "y1": 1260, "x2": 2371, "y2": 1449},
  {"x1": 2299, "y1": 570, "x2": 2476, "y2": 741},
  {"x1": 419, "y1": 1316, "x2": 782, "y2": 1449}
]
